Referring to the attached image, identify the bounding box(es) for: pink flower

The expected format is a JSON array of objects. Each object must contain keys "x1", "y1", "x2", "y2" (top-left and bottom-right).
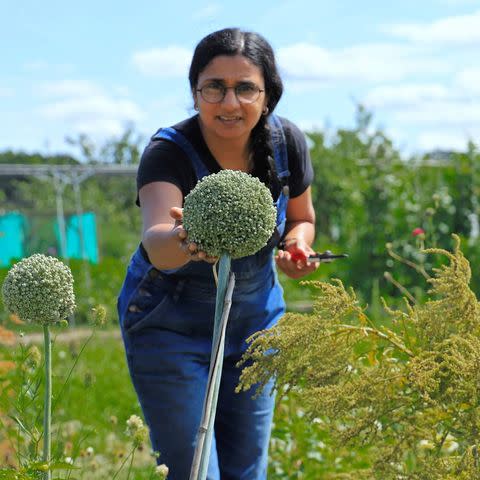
[{"x1": 412, "y1": 227, "x2": 425, "y2": 237}]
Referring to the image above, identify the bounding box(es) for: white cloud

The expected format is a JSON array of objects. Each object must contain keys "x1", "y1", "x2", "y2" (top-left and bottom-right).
[
  {"x1": 295, "y1": 118, "x2": 326, "y2": 133},
  {"x1": 438, "y1": 0, "x2": 478, "y2": 5},
  {"x1": 40, "y1": 96, "x2": 142, "y2": 122},
  {"x1": 38, "y1": 80, "x2": 144, "y2": 136},
  {"x1": 113, "y1": 85, "x2": 131, "y2": 96},
  {"x1": 393, "y1": 100, "x2": 480, "y2": 127},
  {"x1": 386, "y1": 10, "x2": 480, "y2": 46},
  {"x1": 193, "y1": 3, "x2": 221, "y2": 20},
  {"x1": 71, "y1": 118, "x2": 132, "y2": 137},
  {"x1": 0, "y1": 86, "x2": 14, "y2": 97},
  {"x1": 455, "y1": 68, "x2": 480, "y2": 95},
  {"x1": 416, "y1": 129, "x2": 478, "y2": 151},
  {"x1": 361, "y1": 79, "x2": 480, "y2": 152},
  {"x1": 131, "y1": 46, "x2": 192, "y2": 77},
  {"x1": 277, "y1": 42, "x2": 448, "y2": 85},
  {"x1": 39, "y1": 80, "x2": 102, "y2": 98},
  {"x1": 364, "y1": 84, "x2": 451, "y2": 109},
  {"x1": 23, "y1": 60, "x2": 75, "y2": 74}
]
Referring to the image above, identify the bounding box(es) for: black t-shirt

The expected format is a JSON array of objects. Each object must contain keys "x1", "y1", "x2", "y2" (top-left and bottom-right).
[{"x1": 136, "y1": 114, "x2": 313, "y2": 206}]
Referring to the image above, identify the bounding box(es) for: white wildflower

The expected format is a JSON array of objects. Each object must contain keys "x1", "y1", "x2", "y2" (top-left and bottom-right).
[
  {"x1": 126, "y1": 414, "x2": 144, "y2": 435},
  {"x1": 126, "y1": 414, "x2": 149, "y2": 447},
  {"x1": 418, "y1": 439, "x2": 434, "y2": 450},
  {"x1": 155, "y1": 464, "x2": 169, "y2": 478}
]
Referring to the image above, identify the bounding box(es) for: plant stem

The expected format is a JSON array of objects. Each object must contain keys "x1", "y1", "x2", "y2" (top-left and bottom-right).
[
  {"x1": 386, "y1": 247, "x2": 430, "y2": 280},
  {"x1": 332, "y1": 324, "x2": 414, "y2": 356},
  {"x1": 52, "y1": 329, "x2": 95, "y2": 413},
  {"x1": 212, "y1": 259, "x2": 219, "y2": 287},
  {"x1": 384, "y1": 271, "x2": 417, "y2": 304},
  {"x1": 111, "y1": 449, "x2": 135, "y2": 480},
  {"x1": 43, "y1": 325, "x2": 52, "y2": 480},
  {"x1": 126, "y1": 448, "x2": 136, "y2": 480},
  {"x1": 190, "y1": 256, "x2": 235, "y2": 480}
]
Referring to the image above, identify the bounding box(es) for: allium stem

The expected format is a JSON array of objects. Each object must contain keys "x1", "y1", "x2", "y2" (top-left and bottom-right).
[
  {"x1": 43, "y1": 325, "x2": 52, "y2": 480},
  {"x1": 190, "y1": 255, "x2": 235, "y2": 480}
]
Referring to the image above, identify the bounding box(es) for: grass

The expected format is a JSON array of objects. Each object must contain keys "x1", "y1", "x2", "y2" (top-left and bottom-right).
[{"x1": 1, "y1": 326, "x2": 373, "y2": 478}]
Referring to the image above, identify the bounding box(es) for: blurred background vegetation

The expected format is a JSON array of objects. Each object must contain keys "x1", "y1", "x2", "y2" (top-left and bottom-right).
[
  {"x1": 1, "y1": 107, "x2": 480, "y2": 478},
  {"x1": 1, "y1": 106, "x2": 479, "y2": 325}
]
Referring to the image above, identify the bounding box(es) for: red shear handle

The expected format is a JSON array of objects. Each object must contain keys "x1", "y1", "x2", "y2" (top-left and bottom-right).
[
  {"x1": 290, "y1": 251, "x2": 308, "y2": 262},
  {"x1": 289, "y1": 250, "x2": 348, "y2": 262}
]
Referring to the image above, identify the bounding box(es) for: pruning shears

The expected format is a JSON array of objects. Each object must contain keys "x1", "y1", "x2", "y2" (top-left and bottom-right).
[{"x1": 289, "y1": 250, "x2": 349, "y2": 263}]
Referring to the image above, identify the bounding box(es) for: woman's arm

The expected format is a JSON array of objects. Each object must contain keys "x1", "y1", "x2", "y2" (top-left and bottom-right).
[
  {"x1": 139, "y1": 181, "x2": 216, "y2": 270},
  {"x1": 275, "y1": 186, "x2": 319, "y2": 279}
]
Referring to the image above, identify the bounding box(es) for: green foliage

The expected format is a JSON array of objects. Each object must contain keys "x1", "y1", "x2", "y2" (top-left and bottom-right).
[
  {"x1": 2, "y1": 110, "x2": 480, "y2": 306},
  {"x1": 239, "y1": 235, "x2": 480, "y2": 478},
  {"x1": 307, "y1": 106, "x2": 480, "y2": 303},
  {"x1": 0, "y1": 329, "x2": 161, "y2": 478},
  {"x1": 68, "y1": 257, "x2": 125, "y2": 325}
]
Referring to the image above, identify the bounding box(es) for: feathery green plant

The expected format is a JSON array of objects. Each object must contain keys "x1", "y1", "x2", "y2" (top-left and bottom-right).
[{"x1": 238, "y1": 234, "x2": 480, "y2": 479}]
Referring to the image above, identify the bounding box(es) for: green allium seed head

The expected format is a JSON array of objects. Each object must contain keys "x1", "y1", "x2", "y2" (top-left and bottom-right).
[
  {"x1": 183, "y1": 170, "x2": 277, "y2": 259},
  {"x1": 2, "y1": 254, "x2": 76, "y2": 325}
]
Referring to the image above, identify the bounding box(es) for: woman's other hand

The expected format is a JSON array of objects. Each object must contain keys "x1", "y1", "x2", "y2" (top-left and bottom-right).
[{"x1": 275, "y1": 238, "x2": 319, "y2": 279}]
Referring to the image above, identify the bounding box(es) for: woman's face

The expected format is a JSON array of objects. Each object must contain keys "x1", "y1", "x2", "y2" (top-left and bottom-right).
[{"x1": 194, "y1": 54, "x2": 267, "y2": 143}]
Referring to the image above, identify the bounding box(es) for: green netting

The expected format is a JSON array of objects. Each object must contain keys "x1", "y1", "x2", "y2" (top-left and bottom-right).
[
  {"x1": 0, "y1": 211, "x2": 98, "y2": 266},
  {"x1": 67, "y1": 212, "x2": 99, "y2": 263},
  {"x1": 0, "y1": 212, "x2": 25, "y2": 266},
  {"x1": 54, "y1": 212, "x2": 99, "y2": 263}
]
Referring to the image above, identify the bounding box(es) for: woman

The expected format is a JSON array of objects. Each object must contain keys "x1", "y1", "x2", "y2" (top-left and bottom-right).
[{"x1": 117, "y1": 27, "x2": 318, "y2": 479}]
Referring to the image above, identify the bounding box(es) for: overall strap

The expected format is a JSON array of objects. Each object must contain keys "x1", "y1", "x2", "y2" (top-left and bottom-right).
[
  {"x1": 152, "y1": 127, "x2": 210, "y2": 180},
  {"x1": 268, "y1": 114, "x2": 290, "y2": 196}
]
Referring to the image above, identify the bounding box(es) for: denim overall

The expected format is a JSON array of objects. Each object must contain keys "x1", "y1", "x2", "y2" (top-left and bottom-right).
[{"x1": 117, "y1": 115, "x2": 289, "y2": 479}]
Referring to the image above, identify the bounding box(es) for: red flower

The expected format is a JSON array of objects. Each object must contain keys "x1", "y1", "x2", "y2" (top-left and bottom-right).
[{"x1": 412, "y1": 227, "x2": 425, "y2": 237}]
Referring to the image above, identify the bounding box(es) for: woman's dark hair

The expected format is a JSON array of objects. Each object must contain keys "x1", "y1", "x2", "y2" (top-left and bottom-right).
[{"x1": 189, "y1": 28, "x2": 284, "y2": 192}]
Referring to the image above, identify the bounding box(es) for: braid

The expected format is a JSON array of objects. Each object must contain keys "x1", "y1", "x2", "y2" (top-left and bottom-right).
[{"x1": 250, "y1": 115, "x2": 279, "y2": 193}]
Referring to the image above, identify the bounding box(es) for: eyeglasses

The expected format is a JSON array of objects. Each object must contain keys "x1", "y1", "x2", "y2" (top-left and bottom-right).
[{"x1": 196, "y1": 83, "x2": 265, "y2": 104}]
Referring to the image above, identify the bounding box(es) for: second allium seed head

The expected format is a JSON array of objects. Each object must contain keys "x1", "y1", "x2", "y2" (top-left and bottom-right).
[{"x1": 2, "y1": 254, "x2": 76, "y2": 325}]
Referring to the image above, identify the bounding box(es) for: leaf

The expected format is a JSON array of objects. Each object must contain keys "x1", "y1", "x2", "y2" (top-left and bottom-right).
[
  {"x1": 8, "y1": 416, "x2": 31, "y2": 436},
  {"x1": 25, "y1": 461, "x2": 49, "y2": 472}
]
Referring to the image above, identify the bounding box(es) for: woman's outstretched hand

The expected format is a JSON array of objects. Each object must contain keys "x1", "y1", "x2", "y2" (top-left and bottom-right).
[
  {"x1": 275, "y1": 238, "x2": 320, "y2": 279},
  {"x1": 170, "y1": 207, "x2": 218, "y2": 264}
]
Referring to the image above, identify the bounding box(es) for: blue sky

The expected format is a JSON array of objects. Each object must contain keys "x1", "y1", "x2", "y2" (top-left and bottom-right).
[{"x1": 1, "y1": 0, "x2": 479, "y2": 158}]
